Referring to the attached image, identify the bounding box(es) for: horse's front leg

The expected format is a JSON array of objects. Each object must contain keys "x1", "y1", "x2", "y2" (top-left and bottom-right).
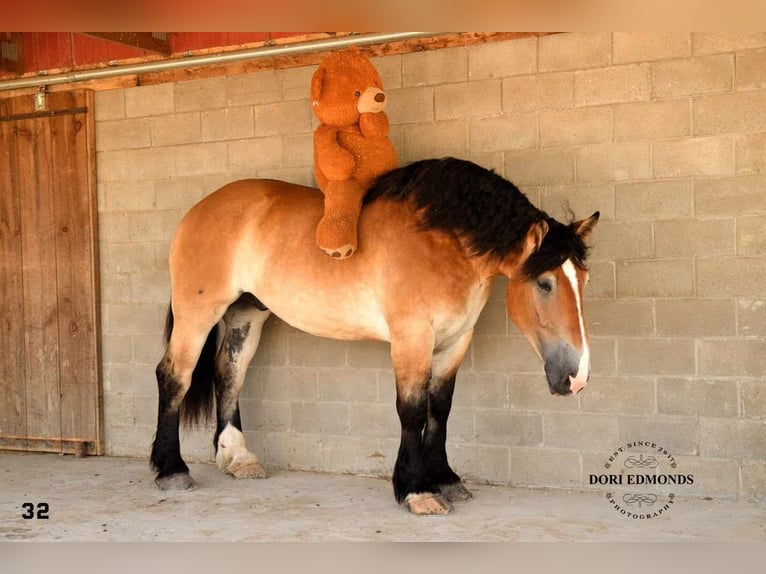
[
  {"x1": 390, "y1": 328, "x2": 453, "y2": 516},
  {"x1": 425, "y1": 329, "x2": 476, "y2": 504}
]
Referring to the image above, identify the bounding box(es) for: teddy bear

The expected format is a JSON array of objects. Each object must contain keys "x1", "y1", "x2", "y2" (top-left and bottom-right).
[{"x1": 310, "y1": 47, "x2": 398, "y2": 259}]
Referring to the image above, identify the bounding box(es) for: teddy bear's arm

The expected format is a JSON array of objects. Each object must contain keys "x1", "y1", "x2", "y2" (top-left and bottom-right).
[
  {"x1": 358, "y1": 112, "x2": 390, "y2": 139},
  {"x1": 314, "y1": 124, "x2": 356, "y2": 180}
]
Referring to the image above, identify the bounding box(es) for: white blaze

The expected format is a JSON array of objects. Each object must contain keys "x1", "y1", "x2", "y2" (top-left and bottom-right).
[{"x1": 561, "y1": 259, "x2": 589, "y2": 393}]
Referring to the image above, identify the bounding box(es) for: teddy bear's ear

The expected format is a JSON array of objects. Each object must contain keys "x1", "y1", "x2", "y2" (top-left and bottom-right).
[{"x1": 311, "y1": 67, "x2": 325, "y2": 102}]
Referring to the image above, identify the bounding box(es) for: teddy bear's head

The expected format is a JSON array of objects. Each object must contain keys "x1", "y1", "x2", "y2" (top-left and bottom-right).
[{"x1": 310, "y1": 47, "x2": 388, "y2": 127}]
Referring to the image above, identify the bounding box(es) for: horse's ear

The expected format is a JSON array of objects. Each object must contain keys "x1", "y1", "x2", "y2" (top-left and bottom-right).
[
  {"x1": 572, "y1": 211, "x2": 600, "y2": 242},
  {"x1": 310, "y1": 66, "x2": 325, "y2": 102},
  {"x1": 521, "y1": 219, "x2": 548, "y2": 260}
]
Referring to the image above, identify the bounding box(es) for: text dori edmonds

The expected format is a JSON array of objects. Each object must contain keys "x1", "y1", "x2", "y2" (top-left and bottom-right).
[{"x1": 589, "y1": 473, "x2": 694, "y2": 485}]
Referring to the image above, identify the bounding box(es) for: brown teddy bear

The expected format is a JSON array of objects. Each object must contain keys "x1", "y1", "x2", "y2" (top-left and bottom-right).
[{"x1": 310, "y1": 47, "x2": 398, "y2": 259}]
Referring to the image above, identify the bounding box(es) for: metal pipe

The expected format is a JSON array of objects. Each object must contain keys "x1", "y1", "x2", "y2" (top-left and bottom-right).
[{"x1": 0, "y1": 32, "x2": 439, "y2": 92}]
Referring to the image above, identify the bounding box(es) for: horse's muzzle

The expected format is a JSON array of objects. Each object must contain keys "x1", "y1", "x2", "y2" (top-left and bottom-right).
[{"x1": 543, "y1": 342, "x2": 589, "y2": 396}]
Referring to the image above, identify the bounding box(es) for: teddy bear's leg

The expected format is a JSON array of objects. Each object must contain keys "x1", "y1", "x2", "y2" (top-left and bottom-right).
[{"x1": 316, "y1": 180, "x2": 364, "y2": 259}]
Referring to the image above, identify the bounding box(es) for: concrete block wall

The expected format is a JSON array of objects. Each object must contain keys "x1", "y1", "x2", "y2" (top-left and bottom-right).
[{"x1": 95, "y1": 33, "x2": 766, "y2": 500}]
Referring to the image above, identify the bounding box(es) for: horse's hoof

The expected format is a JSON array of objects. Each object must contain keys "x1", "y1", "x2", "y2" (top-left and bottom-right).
[
  {"x1": 230, "y1": 461, "x2": 269, "y2": 479},
  {"x1": 439, "y1": 482, "x2": 474, "y2": 504},
  {"x1": 155, "y1": 473, "x2": 197, "y2": 492},
  {"x1": 404, "y1": 492, "x2": 454, "y2": 516}
]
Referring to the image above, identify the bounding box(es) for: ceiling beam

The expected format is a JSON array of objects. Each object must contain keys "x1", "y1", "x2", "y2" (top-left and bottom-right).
[
  {"x1": 0, "y1": 33, "x2": 24, "y2": 74},
  {"x1": 82, "y1": 33, "x2": 171, "y2": 55}
]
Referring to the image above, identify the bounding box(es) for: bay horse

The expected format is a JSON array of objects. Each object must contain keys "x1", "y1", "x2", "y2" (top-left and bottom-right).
[{"x1": 150, "y1": 157, "x2": 599, "y2": 516}]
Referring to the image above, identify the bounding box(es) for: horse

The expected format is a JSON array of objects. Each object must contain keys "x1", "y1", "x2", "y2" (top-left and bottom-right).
[{"x1": 149, "y1": 157, "x2": 599, "y2": 516}]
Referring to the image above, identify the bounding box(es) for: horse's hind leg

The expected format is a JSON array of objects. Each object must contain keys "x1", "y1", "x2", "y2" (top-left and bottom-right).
[
  {"x1": 213, "y1": 294, "x2": 271, "y2": 479},
  {"x1": 425, "y1": 330, "x2": 475, "y2": 504}
]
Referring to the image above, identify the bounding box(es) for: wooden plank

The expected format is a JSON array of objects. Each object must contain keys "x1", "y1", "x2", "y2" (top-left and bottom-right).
[
  {"x1": 0, "y1": 32, "x2": 24, "y2": 74},
  {"x1": 0, "y1": 105, "x2": 26, "y2": 444},
  {"x1": 0, "y1": 435, "x2": 97, "y2": 456},
  {"x1": 83, "y1": 33, "x2": 171, "y2": 55},
  {"x1": 15, "y1": 98, "x2": 62, "y2": 446},
  {"x1": 50, "y1": 90, "x2": 102, "y2": 452}
]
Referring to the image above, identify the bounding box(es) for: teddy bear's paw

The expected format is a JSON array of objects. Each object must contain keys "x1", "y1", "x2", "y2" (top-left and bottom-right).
[
  {"x1": 321, "y1": 244, "x2": 356, "y2": 259},
  {"x1": 316, "y1": 215, "x2": 358, "y2": 259}
]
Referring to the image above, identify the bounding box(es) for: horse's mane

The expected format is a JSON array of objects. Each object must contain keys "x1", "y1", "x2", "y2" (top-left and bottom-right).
[{"x1": 364, "y1": 157, "x2": 590, "y2": 277}]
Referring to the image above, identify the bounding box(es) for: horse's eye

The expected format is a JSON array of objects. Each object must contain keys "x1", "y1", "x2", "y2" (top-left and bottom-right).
[
  {"x1": 354, "y1": 90, "x2": 361, "y2": 98},
  {"x1": 536, "y1": 279, "x2": 553, "y2": 293}
]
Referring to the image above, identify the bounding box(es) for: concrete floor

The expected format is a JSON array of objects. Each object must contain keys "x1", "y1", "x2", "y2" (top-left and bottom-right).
[{"x1": 0, "y1": 451, "x2": 763, "y2": 542}]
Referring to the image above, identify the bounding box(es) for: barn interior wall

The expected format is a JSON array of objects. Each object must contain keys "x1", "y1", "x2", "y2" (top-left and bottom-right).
[{"x1": 94, "y1": 32, "x2": 766, "y2": 500}]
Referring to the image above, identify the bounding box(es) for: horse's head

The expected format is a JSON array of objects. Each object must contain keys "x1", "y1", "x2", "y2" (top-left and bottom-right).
[{"x1": 503, "y1": 212, "x2": 600, "y2": 396}]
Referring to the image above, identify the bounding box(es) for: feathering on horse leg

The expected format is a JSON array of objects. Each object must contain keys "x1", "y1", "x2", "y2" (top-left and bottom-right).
[{"x1": 213, "y1": 298, "x2": 270, "y2": 479}]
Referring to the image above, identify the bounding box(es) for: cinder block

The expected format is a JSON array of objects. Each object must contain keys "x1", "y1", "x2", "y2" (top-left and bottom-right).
[
  {"x1": 738, "y1": 299, "x2": 766, "y2": 336},
  {"x1": 617, "y1": 338, "x2": 696, "y2": 376},
  {"x1": 589, "y1": 337, "x2": 618, "y2": 376},
  {"x1": 619, "y1": 415, "x2": 699, "y2": 455},
  {"x1": 471, "y1": 335, "x2": 540, "y2": 374},
  {"x1": 174, "y1": 78, "x2": 226, "y2": 111},
  {"x1": 435, "y1": 80, "x2": 502, "y2": 121},
  {"x1": 741, "y1": 460, "x2": 766, "y2": 501},
  {"x1": 96, "y1": 150, "x2": 131, "y2": 182},
  {"x1": 574, "y1": 64, "x2": 650, "y2": 106},
  {"x1": 468, "y1": 37, "x2": 537, "y2": 79},
  {"x1": 575, "y1": 142, "x2": 651, "y2": 183},
  {"x1": 653, "y1": 136, "x2": 734, "y2": 178},
  {"x1": 130, "y1": 270, "x2": 171, "y2": 306},
  {"x1": 613, "y1": 100, "x2": 691, "y2": 142},
  {"x1": 543, "y1": 413, "x2": 619, "y2": 450},
  {"x1": 102, "y1": 241, "x2": 155, "y2": 275},
  {"x1": 654, "y1": 219, "x2": 736, "y2": 258},
  {"x1": 694, "y1": 91, "x2": 766, "y2": 135},
  {"x1": 452, "y1": 371, "x2": 508, "y2": 409},
  {"x1": 667, "y1": 455, "x2": 740, "y2": 499},
  {"x1": 651, "y1": 55, "x2": 733, "y2": 98},
  {"x1": 448, "y1": 442, "x2": 510, "y2": 484},
  {"x1": 317, "y1": 369, "x2": 378, "y2": 403},
  {"x1": 586, "y1": 299, "x2": 654, "y2": 337},
  {"x1": 613, "y1": 32, "x2": 692, "y2": 64},
  {"x1": 150, "y1": 112, "x2": 202, "y2": 148},
  {"x1": 587, "y1": 220, "x2": 653, "y2": 261},
  {"x1": 281, "y1": 134, "x2": 313, "y2": 168},
  {"x1": 402, "y1": 47, "x2": 468, "y2": 86},
  {"x1": 95, "y1": 89, "x2": 125, "y2": 120},
  {"x1": 101, "y1": 333, "x2": 133, "y2": 365},
  {"x1": 128, "y1": 210, "x2": 180, "y2": 242},
  {"x1": 539, "y1": 32, "x2": 611, "y2": 72},
  {"x1": 510, "y1": 446, "x2": 581, "y2": 487},
  {"x1": 657, "y1": 378, "x2": 738, "y2": 417},
  {"x1": 98, "y1": 272, "x2": 131, "y2": 303},
  {"x1": 104, "y1": 392, "x2": 135, "y2": 426},
  {"x1": 446, "y1": 406, "x2": 476, "y2": 443},
  {"x1": 700, "y1": 418, "x2": 766, "y2": 459},
  {"x1": 228, "y1": 137, "x2": 284, "y2": 173},
  {"x1": 254, "y1": 100, "x2": 311, "y2": 136},
  {"x1": 290, "y1": 401, "x2": 319, "y2": 434},
  {"x1": 615, "y1": 180, "x2": 693, "y2": 220},
  {"x1": 695, "y1": 174, "x2": 766, "y2": 216},
  {"x1": 585, "y1": 262, "x2": 616, "y2": 299},
  {"x1": 540, "y1": 184, "x2": 614, "y2": 220},
  {"x1": 696, "y1": 257, "x2": 766, "y2": 297},
  {"x1": 105, "y1": 363, "x2": 155, "y2": 395},
  {"x1": 736, "y1": 49, "x2": 766, "y2": 90},
  {"x1": 171, "y1": 142, "x2": 229, "y2": 177},
  {"x1": 280, "y1": 65, "x2": 316, "y2": 101},
  {"x1": 387, "y1": 87, "x2": 434, "y2": 125},
  {"x1": 201, "y1": 107, "x2": 255, "y2": 141},
  {"x1": 370, "y1": 55, "x2": 402, "y2": 89},
  {"x1": 693, "y1": 32, "x2": 766, "y2": 55},
  {"x1": 133, "y1": 393, "x2": 158, "y2": 427},
  {"x1": 243, "y1": 399, "x2": 290, "y2": 433},
  {"x1": 257, "y1": 366, "x2": 317, "y2": 401},
  {"x1": 225, "y1": 71, "x2": 281, "y2": 106},
  {"x1": 474, "y1": 298, "x2": 507, "y2": 336},
  {"x1": 655, "y1": 299, "x2": 736, "y2": 337},
  {"x1": 96, "y1": 118, "x2": 151, "y2": 151},
  {"x1": 539, "y1": 106, "x2": 611, "y2": 147},
  {"x1": 108, "y1": 424, "x2": 156, "y2": 458},
  {"x1": 154, "y1": 176, "x2": 206, "y2": 210},
  {"x1": 502, "y1": 72, "x2": 574, "y2": 113},
  {"x1": 579, "y1": 376, "x2": 655, "y2": 414},
  {"x1": 401, "y1": 121, "x2": 466, "y2": 160},
  {"x1": 100, "y1": 180, "x2": 157, "y2": 212},
  {"x1": 508, "y1": 374, "x2": 579, "y2": 412},
  {"x1": 348, "y1": 402, "x2": 399, "y2": 440},
  {"x1": 504, "y1": 149, "x2": 575, "y2": 186},
  {"x1": 125, "y1": 83, "x2": 175, "y2": 117},
  {"x1": 132, "y1": 331, "x2": 166, "y2": 364},
  {"x1": 698, "y1": 339, "x2": 766, "y2": 377},
  {"x1": 475, "y1": 410, "x2": 542, "y2": 446},
  {"x1": 105, "y1": 303, "x2": 163, "y2": 335},
  {"x1": 347, "y1": 340, "x2": 391, "y2": 369},
  {"x1": 467, "y1": 114, "x2": 537, "y2": 152},
  {"x1": 735, "y1": 133, "x2": 766, "y2": 175},
  {"x1": 319, "y1": 434, "x2": 393, "y2": 476}
]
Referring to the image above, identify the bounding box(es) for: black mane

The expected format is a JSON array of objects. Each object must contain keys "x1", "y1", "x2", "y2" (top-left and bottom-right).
[{"x1": 365, "y1": 157, "x2": 590, "y2": 277}]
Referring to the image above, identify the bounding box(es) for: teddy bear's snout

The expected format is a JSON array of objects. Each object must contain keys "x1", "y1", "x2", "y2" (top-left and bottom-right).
[{"x1": 357, "y1": 87, "x2": 388, "y2": 114}]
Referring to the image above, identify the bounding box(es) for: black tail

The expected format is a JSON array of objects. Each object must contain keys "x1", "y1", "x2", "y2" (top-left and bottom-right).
[{"x1": 163, "y1": 304, "x2": 218, "y2": 427}]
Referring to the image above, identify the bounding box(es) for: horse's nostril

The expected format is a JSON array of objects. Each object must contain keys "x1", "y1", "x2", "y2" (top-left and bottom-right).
[{"x1": 375, "y1": 92, "x2": 385, "y2": 103}]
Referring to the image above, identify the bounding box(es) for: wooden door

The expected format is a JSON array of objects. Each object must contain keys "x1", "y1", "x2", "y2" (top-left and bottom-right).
[{"x1": 0, "y1": 90, "x2": 102, "y2": 455}]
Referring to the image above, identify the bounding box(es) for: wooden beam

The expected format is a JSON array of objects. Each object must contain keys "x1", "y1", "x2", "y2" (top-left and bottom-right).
[
  {"x1": 82, "y1": 32, "x2": 171, "y2": 55},
  {"x1": 0, "y1": 32, "x2": 24, "y2": 74}
]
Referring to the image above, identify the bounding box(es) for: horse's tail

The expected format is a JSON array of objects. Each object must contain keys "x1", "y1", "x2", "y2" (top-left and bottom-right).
[{"x1": 162, "y1": 303, "x2": 218, "y2": 426}]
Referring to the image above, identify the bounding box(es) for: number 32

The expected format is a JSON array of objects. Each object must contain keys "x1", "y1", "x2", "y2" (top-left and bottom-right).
[{"x1": 21, "y1": 502, "x2": 49, "y2": 519}]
